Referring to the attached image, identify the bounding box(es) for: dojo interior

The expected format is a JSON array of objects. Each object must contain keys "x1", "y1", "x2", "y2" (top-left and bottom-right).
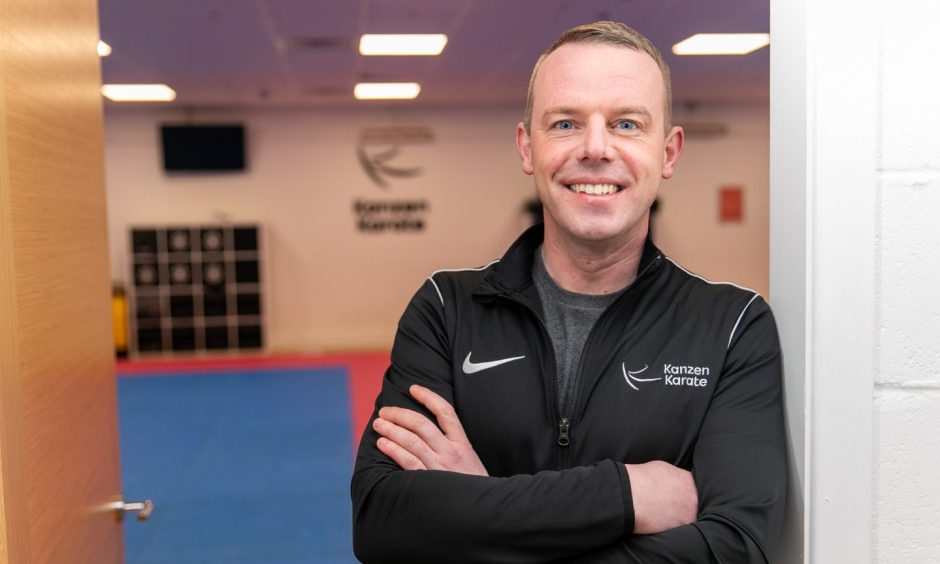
[
  {"x1": 12, "y1": 0, "x2": 936, "y2": 563},
  {"x1": 0, "y1": 0, "x2": 800, "y2": 564},
  {"x1": 106, "y1": 2, "x2": 770, "y2": 562}
]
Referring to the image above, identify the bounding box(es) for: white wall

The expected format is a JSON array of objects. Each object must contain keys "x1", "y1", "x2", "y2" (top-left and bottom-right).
[
  {"x1": 104, "y1": 103, "x2": 769, "y2": 353},
  {"x1": 875, "y1": 0, "x2": 940, "y2": 561}
]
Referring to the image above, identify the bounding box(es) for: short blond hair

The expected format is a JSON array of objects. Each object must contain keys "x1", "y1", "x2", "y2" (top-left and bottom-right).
[{"x1": 522, "y1": 21, "x2": 673, "y2": 135}]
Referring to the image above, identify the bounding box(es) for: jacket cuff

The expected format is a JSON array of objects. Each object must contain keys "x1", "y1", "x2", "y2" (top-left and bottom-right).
[{"x1": 613, "y1": 459, "x2": 635, "y2": 534}]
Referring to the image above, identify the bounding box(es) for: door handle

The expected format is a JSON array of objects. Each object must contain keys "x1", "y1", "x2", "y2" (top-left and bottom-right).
[{"x1": 109, "y1": 498, "x2": 154, "y2": 522}]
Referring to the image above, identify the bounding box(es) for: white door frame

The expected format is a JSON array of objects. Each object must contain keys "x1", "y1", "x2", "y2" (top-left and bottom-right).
[{"x1": 770, "y1": 0, "x2": 878, "y2": 562}]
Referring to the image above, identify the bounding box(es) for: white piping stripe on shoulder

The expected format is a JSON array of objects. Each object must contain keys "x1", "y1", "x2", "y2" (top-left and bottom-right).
[
  {"x1": 663, "y1": 257, "x2": 762, "y2": 350},
  {"x1": 728, "y1": 293, "x2": 760, "y2": 350},
  {"x1": 427, "y1": 259, "x2": 501, "y2": 307},
  {"x1": 428, "y1": 277, "x2": 445, "y2": 307},
  {"x1": 665, "y1": 257, "x2": 759, "y2": 294}
]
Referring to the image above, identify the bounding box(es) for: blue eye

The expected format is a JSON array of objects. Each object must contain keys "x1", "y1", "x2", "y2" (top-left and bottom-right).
[
  {"x1": 554, "y1": 120, "x2": 574, "y2": 130},
  {"x1": 617, "y1": 121, "x2": 638, "y2": 130}
]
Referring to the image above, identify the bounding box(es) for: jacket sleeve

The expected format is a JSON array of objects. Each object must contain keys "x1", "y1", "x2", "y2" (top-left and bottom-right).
[
  {"x1": 351, "y1": 279, "x2": 635, "y2": 564},
  {"x1": 563, "y1": 297, "x2": 788, "y2": 563}
]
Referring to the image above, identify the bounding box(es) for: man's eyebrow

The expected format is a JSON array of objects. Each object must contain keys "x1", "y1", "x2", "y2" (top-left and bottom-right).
[
  {"x1": 542, "y1": 107, "x2": 578, "y2": 117},
  {"x1": 541, "y1": 107, "x2": 654, "y2": 120},
  {"x1": 612, "y1": 107, "x2": 653, "y2": 120}
]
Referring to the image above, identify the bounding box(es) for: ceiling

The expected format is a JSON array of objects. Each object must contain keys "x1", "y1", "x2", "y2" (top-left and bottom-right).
[{"x1": 97, "y1": 0, "x2": 769, "y2": 110}]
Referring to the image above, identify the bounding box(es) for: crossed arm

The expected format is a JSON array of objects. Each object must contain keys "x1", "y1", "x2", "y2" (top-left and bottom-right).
[{"x1": 373, "y1": 384, "x2": 698, "y2": 535}]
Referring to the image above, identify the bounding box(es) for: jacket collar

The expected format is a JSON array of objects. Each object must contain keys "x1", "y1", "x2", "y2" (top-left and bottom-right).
[{"x1": 477, "y1": 223, "x2": 663, "y2": 297}]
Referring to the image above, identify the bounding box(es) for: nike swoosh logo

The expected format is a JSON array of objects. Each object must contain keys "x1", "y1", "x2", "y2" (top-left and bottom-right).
[{"x1": 462, "y1": 352, "x2": 526, "y2": 374}]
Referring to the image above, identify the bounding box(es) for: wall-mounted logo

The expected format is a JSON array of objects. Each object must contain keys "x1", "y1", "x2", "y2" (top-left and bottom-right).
[
  {"x1": 356, "y1": 126, "x2": 433, "y2": 188},
  {"x1": 353, "y1": 126, "x2": 432, "y2": 233},
  {"x1": 354, "y1": 199, "x2": 428, "y2": 233}
]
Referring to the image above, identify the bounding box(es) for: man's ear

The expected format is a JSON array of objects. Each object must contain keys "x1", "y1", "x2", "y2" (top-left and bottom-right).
[
  {"x1": 516, "y1": 122, "x2": 534, "y2": 175},
  {"x1": 661, "y1": 125, "x2": 684, "y2": 180}
]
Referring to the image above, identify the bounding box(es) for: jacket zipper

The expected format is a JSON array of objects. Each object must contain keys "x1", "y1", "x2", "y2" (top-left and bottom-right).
[
  {"x1": 557, "y1": 417, "x2": 571, "y2": 446},
  {"x1": 499, "y1": 295, "x2": 569, "y2": 467},
  {"x1": 499, "y1": 253, "x2": 663, "y2": 468}
]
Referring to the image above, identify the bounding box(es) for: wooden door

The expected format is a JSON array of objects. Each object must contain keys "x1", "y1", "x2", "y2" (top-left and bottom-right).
[{"x1": 0, "y1": 0, "x2": 125, "y2": 562}]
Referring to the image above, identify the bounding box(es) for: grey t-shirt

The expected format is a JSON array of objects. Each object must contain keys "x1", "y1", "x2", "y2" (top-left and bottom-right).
[{"x1": 532, "y1": 246, "x2": 627, "y2": 415}]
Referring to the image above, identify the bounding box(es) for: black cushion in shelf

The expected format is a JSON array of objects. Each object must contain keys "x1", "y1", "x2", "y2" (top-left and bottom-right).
[
  {"x1": 132, "y1": 229, "x2": 158, "y2": 253},
  {"x1": 233, "y1": 227, "x2": 258, "y2": 250},
  {"x1": 238, "y1": 325, "x2": 262, "y2": 349},
  {"x1": 205, "y1": 326, "x2": 229, "y2": 349},
  {"x1": 136, "y1": 328, "x2": 163, "y2": 351},
  {"x1": 235, "y1": 260, "x2": 259, "y2": 283},
  {"x1": 135, "y1": 296, "x2": 162, "y2": 320},
  {"x1": 237, "y1": 293, "x2": 261, "y2": 316},
  {"x1": 203, "y1": 292, "x2": 227, "y2": 316},
  {"x1": 170, "y1": 295, "x2": 194, "y2": 317},
  {"x1": 171, "y1": 327, "x2": 196, "y2": 351}
]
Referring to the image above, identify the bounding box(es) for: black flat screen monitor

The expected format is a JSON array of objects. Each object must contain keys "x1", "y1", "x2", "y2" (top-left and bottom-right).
[{"x1": 161, "y1": 124, "x2": 246, "y2": 172}]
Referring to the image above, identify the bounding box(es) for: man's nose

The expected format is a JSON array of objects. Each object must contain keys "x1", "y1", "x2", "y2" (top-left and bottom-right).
[{"x1": 580, "y1": 118, "x2": 612, "y2": 162}]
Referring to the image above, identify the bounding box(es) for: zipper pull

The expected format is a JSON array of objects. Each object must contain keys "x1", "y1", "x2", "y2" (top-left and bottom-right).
[{"x1": 557, "y1": 417, "x2": 570, "y2": 447}]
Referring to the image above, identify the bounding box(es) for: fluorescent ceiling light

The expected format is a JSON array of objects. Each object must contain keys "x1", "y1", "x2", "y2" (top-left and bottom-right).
[
  {"x1": 97, "y1": 40, "x2": 112, "y2": 57},
  {"x1": 354, "y1": 82, "x2": 421, "y2": 100},
  {"x1": 359, "y1": 34, "x2": 448, "y2": 56},
  {"x1": 672, "y1": 33, "x2": 770, "y2": 55},
  {"x1": 101, "y1": 84, "x2": 177, "y2": 102}
]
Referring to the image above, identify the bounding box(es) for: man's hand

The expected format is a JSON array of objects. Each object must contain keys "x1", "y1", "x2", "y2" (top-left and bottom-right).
[
  {"x1": 373, "y1": 385, "x2": 488, "y2": 476},
  {"x1": 626, "y1": 461, "x2": 698, "y2": 534}
]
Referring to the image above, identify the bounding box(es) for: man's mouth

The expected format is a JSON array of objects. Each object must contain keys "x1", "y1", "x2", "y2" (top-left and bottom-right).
[{"x1": 565, "y1": 183, "x2": 623, "y2": 195}]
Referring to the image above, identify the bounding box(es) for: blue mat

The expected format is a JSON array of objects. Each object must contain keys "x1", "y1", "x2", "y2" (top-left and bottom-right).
[{"x1": 118, "y1": 368, "x2": 358, "y2": 564}]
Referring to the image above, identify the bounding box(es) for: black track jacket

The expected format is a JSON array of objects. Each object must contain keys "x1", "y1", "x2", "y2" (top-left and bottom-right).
[{"x1": 352, "y1": 225, "x2": 787, "y2": 563}]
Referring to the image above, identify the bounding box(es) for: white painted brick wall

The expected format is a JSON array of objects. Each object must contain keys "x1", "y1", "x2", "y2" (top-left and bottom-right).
[
  {"x1": 874, "y1": 391, "x2": 940, "y2": 563},
  {"x1": 880, "y1": 1, "x2": 940, "y2": 171},
  {"x1": 878, "y1": 179, "x2": 940, "y2": 386},
  {"x1": 875, "y1": 0, "x2": 940, "y2": 561}
]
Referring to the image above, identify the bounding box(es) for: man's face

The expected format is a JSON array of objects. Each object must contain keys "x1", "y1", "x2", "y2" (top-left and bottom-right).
[{"x1": 516, "y1": 43, "x2": 683, "y2": 248}]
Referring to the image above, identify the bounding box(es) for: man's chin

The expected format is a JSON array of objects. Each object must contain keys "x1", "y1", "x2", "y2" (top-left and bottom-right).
[
  {"x1": 546, "y1": 215, "x2": 648, "y2": 247},
  {"x1": 558, "y1": 223, "x2": 632, "y2": 245}
]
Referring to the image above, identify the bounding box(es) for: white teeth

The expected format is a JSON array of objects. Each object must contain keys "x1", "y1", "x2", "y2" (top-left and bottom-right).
[{"x1": 569, "y1": 183, "x2": 619, "y2": 195}]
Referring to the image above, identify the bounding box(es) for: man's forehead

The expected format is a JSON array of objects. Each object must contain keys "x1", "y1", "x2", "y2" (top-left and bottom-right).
[
  {"x1": 532, "y1": 43, "x2": 665, "y2": 112},
  {"x1": 538, "y1": 43, "x2": 661, "y2": 82}
]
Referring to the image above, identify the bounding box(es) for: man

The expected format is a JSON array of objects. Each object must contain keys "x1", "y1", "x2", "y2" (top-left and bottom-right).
[{"x1": 352, "y1": 21, "x2": 786, "y2": 563}]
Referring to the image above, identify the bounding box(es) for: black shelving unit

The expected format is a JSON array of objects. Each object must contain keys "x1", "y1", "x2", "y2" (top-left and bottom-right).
[{"x1": 128, "y1": 224, "x2": 263, "y2": 355}]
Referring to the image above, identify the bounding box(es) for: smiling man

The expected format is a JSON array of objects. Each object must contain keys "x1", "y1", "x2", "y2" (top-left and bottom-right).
[{"x1": 352, "y1": 21, "x2": 786, "y2": 563}]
